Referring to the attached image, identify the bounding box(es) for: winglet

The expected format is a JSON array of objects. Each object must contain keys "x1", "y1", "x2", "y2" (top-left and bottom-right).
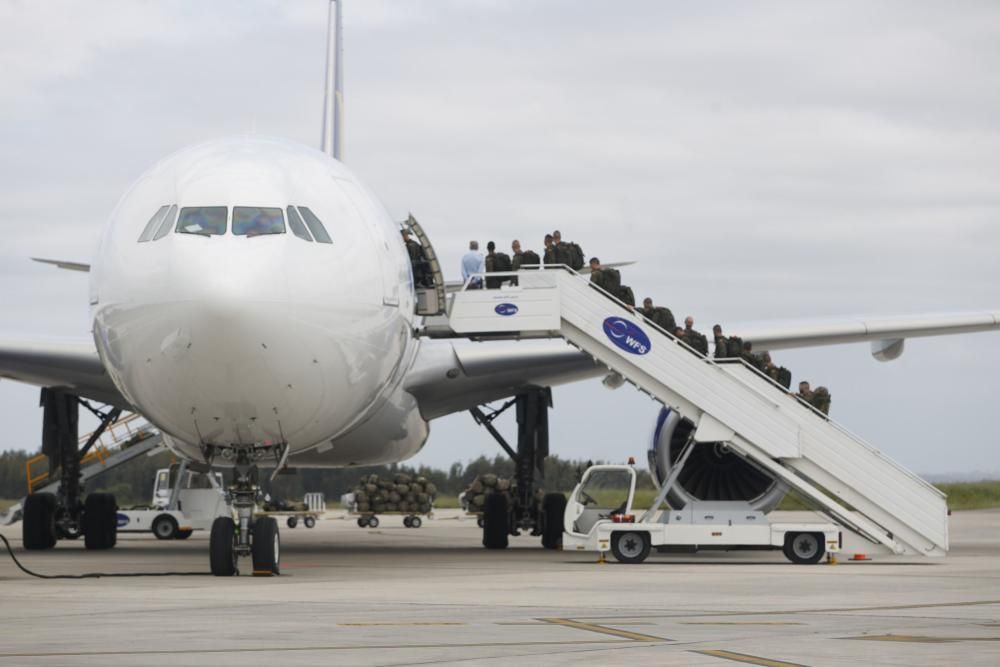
[{"x1": 31, "y1": 257, "x2": 91, "y2": 272}]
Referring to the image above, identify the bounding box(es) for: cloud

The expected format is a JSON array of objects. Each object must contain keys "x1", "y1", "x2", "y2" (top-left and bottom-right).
[{"x1": 0, "y1": 1, "x2": 998, "y2": 477}]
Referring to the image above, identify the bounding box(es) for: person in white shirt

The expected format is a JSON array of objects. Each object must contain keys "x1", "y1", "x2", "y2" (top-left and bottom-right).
[{"x1": 461, "y1": 240, "x2": 486, "y2": 289}]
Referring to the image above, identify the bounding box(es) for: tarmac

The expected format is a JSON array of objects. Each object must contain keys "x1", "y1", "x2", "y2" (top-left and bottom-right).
[{"x1": 1, "y1": 508, "x2": 998, "y2": 666}]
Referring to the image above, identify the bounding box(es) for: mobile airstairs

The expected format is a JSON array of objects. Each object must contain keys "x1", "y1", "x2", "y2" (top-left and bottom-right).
[
  {"x1": 0, "y1": 414, "x2": 166, "y2": 526},
  {"x1": 438, "y1": 268, "x2": 948, "y2": 557}
]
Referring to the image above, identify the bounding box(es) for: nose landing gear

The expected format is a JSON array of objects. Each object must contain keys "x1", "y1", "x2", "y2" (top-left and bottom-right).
[{"x1": 206, "y1": 445, "x2": 282, "y2": 577}]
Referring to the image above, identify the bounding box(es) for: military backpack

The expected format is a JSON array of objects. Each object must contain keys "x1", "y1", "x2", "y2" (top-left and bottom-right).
[
  {"x1": 811, "y1": 387, "x2": 831, "y2": 415},
  {"x1": 600, "y1": 267, "x2": 621, "y2": 293},
  {"x1": 568, "y1": 242, "x2": 585, "y2": 270},
  {"x1": 652, "y1": 307, "x2": 676, "y2": 332},
  {"x1": 493, "y1": 252, "x2": 512, "y2": 272},
  {"x1": 520, "y1": 250, "x2": 540, "y2": 267},
  {"x1": 617, "y1": 284, "x2": 636, "y2": 306},
  {"x1": 686, "y1": 329, "x2": 709, "y2": 355}
]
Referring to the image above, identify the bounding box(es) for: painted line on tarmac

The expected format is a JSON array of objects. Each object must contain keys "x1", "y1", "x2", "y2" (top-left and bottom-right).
[
  {"x1": 539, "y1": 617, "x2": 668, "y2": 642},
  {"x1": 841, "y1": 634, "x2": 1000, "y2": 644},
  {"x1": 571, "y1": 598, "x2": 1000, "y2": 621},
  {"x1": 0, "y1": 639, "x2": 636, "y2": 659},
  {"x1": 339, "y1": 622, "x2": 465, "y2": 627},
  {"x1": 694, "y1": 649, "x2": 809, "y2": 666},
  {"x1": 681, "y1": 621, "x2": 804, "y2": 626}
]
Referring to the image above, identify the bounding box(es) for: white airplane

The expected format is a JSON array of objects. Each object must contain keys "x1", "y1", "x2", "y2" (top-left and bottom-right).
[{"x1": 3, "y1": 2, "x2": 998, "y2": 575}]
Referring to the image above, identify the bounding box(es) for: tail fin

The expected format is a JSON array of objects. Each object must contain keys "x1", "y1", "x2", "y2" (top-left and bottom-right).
[{"x1": 320, "y1": 0, "x2": 344, "y2": 160}]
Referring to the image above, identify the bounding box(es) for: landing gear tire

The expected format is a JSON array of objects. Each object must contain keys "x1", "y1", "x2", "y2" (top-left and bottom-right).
[
  {"x1": 22, "y1": 493, "x2": 57, "y2": 551},
  {"x1": 175, "y1": 529, "x2": 193, "y2": 540},
  {"x1": 611, "y1": 531, "x2": 650, "y2": 564},
  {"x1": 304, "y1": 516, "x2": 316, "y2": 529},
  {"x1": 210, "y1": 517, "x2": 238, "y2": 576},
  {"x1": 251, "y1": 517, "x2": 280, "y2": 576},
  {"x1": 152, "y1": 514, "x2": 178, "y2": 540},
  {"x1": 540, "y1": 493, "x2": 566, "y2": 550},
  {"x1": 784, "y1": 532, "x2": 825, "y2": 565},
  {"x1": 287, "y1": 516, "x2": 298, "y2": 529},
  {"x1": 83, "y1": 493, "x2": 117, "y2": 550},
  {"x1": 482, "y1": 493, "x2": 509, "y2": 550},
  {"x1": 409, "y1": 516, "x2": 422, "y2": 529}
]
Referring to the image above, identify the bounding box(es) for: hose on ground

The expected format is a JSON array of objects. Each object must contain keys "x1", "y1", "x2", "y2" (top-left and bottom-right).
[{"x1": 0, "y1": 534, "x2": 210, "y2": 579}]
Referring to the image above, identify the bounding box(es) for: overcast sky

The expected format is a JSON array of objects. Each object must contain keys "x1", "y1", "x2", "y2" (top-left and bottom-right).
[{"x1": 1, "y1": 1, "x2": 998, "y2": 480}]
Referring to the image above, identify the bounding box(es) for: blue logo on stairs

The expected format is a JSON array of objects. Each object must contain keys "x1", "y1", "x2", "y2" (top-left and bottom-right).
[
  {"x1": 495, "y1": 303, "x2": 519, "y2": 316},
  {"x1": 602, "y1": 317, "x2": 651, "y2": 355}
]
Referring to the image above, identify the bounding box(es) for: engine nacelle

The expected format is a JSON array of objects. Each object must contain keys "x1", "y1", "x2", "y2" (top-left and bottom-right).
[{"x1": 648, "y1": 408, "x2": 787, "y2": 513}]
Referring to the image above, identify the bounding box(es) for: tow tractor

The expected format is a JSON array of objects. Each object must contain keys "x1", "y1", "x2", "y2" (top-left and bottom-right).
[
  {"x1": 115, "y1": 461, "x2": 229, "y2": 540},
  {"x1": 563, "y1": 449, "x2": 841, "y2": 565}
]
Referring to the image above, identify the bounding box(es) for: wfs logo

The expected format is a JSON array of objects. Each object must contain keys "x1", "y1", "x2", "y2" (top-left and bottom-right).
[
  {"x1": 602, "y1": 317, "x2": 652, "y2": 355},
  {"x1": 116, "y1": 513, "x2": 130, "y2": 528},
  {"x1": 495, "y1": 303, "x2": 519, "y2": 316}
]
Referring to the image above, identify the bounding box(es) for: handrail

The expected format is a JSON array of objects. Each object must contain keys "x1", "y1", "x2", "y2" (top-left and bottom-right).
[{"x1": 24, "y1": 412, "x2": 156, "y2": 494}]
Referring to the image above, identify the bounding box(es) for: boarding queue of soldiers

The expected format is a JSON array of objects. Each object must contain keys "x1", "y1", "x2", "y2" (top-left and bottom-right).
[{"x1": 438, "y1": 228, "x2": 832, "y2": 413}]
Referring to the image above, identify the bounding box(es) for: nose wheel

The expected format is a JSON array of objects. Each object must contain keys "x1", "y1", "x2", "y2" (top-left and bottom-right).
[{"x1": 206, "y1": 449, "x2": 282, "y2": 577}]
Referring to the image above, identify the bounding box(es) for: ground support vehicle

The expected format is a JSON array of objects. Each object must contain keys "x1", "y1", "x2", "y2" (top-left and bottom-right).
[
  {"x1": 563, "y1": 453, "x2": 841, "y2": 565},
  {"x1": 257, "y1": 493, "x2": 326, "y2": 529},
  {"x1": 350, "y1": 510, "x2": 432, "y2": 529},
  {"x1": 341, "y1": 492, "x2": 431, "y2": 528},
  {"x1": 117, "y1": 461, "x2": 229, "y2": 539}
]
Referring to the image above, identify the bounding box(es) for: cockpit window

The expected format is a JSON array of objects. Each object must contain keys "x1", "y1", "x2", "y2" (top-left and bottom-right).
[
  {"x1": 298, "y1": 206, "x2": 333, "y2": 244},
  {"x1": 138, "y1": 205, "x2": 169, "y2": 242},
  {"x1": 233, "y1": 207, "x2": 285, "y2": 237},
  {"x1": 286, "y1": 206, "x2": 314, "y2": 242},
  {"x1": 176, "y1": 206, "x2": 227, "y2": 236},
  {"x1": 152, "y1": 205, "x2": 178, "y2": 241}
]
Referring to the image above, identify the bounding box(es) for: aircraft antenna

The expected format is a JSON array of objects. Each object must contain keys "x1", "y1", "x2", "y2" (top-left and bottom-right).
[{"x1": 320, "y1": 0, "x2": 344, "y2": 160}]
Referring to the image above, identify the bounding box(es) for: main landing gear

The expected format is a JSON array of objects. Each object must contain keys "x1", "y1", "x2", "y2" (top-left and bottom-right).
[
  {"x1": 22, "y1": 390, "x2": 121, "y2": 551},
  {"x1": 204, "y1": 445, "x2": 282, "y2": 577},
  {"x1": 470, "y1": 387, "x2": 567, "y2": 551}
]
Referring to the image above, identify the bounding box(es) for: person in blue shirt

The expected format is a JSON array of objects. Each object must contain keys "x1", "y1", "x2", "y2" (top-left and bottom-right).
[{"x1": 461, "y1": 240, "x2": 486, "y2": 289}]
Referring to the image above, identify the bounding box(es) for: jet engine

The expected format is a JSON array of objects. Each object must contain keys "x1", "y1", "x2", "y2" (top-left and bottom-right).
[{"x1": 648, "y1": 408, "x2": 787, "y2": 513}]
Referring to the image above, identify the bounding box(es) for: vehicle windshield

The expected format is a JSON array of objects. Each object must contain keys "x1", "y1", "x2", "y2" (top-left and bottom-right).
[
  {"x1": 176, "y1": 206, "x2": 227, "y2": 236},
  {"x1": 575, "y1": 469, "x2": 632, "y2": 514},
  {"x1": 233, "y1": 206, "x2": 285, "y2": 237}
]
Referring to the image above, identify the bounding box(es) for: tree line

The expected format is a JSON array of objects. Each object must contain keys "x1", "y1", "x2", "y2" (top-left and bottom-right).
[{"x1": 0, "y1": 449, "x2": 650, "y2": 506}]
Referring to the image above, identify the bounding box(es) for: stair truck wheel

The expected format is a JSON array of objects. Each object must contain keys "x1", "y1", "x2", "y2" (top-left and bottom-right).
[
  {"x1": 611, "y1": 531, "x2": 651, "y2": 564},
  {"x1": 784, "y1": 532, "x2": 825, "y2": 564},
  {"x1": 357, "y1": 517, "x2": 368, "y2": 528},
  {"x1": 476, "y1": 516, "x2": 485, "y2": 529},
  {"x1": 540, "y1": 492, "x2": 567, "y2": 550},
  {"x1": 482, "y1": 493, "x2": 509, "y2": 549},
  {"x1": 83, "y1": 493, "x2": 118, "y2": 550},
  {"x1": 403, "y1": 516, "x2": 413, "y2": 528},
  {"x1": 410, "y1": 516, "x2": 422, "y2": 529},
  {"x1": 209, "y1": 517, "x2": 238, "y2": 576},
  {"x1": 304, "y1": 516, "x2": 316, "y2": 529},
  {"x1": 152, "y1": 514, "x2": 178, "y2": 540},
  {"x1": 22, "y1": 493, "x2": 58, "y2": 550},
  {"x1": 251, "y1": 516, "x2": 280, "y2": 576},
  {"x1": 175, "y1": 529, "x2": 193, "y2": 540},
  {"x1": 286, "y1": 516, "x2": 298, "y2": 529},
  {"x1": 368, "y1": 516, "x2": 379, "y2": 529}
]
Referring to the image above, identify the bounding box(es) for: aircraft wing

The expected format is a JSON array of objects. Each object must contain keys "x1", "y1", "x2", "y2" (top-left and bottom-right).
[
  {"x1": 0, "y1": 337, "x2": 129, "y2": 407},
  {"x1": 732, "y1": 311, "x2": 1000, "y2": 360}
]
